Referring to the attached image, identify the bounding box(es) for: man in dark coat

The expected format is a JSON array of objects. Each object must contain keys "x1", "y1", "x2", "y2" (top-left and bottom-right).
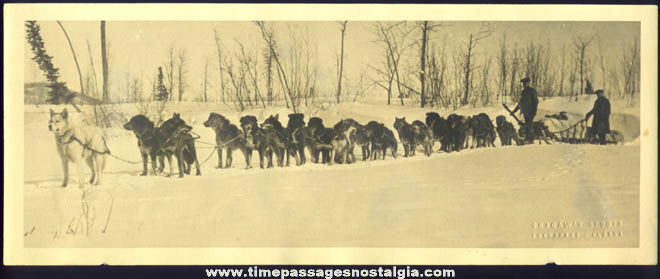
[
  {"x1": 585, "y1": 89, "x2": 611, "y2": 145},
  {"x1": 511, "y1": 77, "x2": 539, "y2": 144}
]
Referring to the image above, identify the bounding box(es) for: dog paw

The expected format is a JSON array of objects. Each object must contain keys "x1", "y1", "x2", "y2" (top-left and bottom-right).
[
  {"x1": 140, "y1": 172, "x2": 147, "y2": 176},
  {"x1": 61, "y1": 182, "x2": 68, "y2": 188}
]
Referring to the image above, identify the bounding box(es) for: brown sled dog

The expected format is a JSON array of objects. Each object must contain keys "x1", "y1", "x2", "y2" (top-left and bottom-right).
[
  {"x1": 334, "y1": 118, "x2": 370, "y2": 162},
  {"x1": 495, "y1": 115, "x2": 522, "y2": 146},
  {"x1": 393, "y1": 117, "x2": 432, "y2": 157},
  {"x1": 204, "y1": 112, "x2": 249, "y2": 169},
  {"x1": 49, "y1": 108, "x2": 107, "y2": 187},
  {"x1": 156, "y1": 113, "x2": 201, "y2": 177},
  {"x1": 365, "y1": 121, "x2": 398, "y2": 160},
  {"x1": 308, "y1": 117, "x2": 350, "y2": 165},
  {"x1": 261, "y1": 114, "x2": 288, "y2": 167},
  {"x1": 124, "y1": 115, "x2": 165, "y2": 176}
]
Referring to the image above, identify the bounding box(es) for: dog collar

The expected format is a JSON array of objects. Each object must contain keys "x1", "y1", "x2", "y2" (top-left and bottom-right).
[{"x1": 56, "y1": 129, "x2": 75, "y2": 144}]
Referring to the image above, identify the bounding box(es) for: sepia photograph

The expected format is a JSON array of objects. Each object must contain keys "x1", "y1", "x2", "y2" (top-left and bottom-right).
[{"x1": 4, "y1": 4, "x2": 657, "y2": 265}]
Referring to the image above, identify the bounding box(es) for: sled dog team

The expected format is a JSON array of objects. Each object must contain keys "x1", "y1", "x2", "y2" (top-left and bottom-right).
[{"x1": 48, "y1": 108, "x2": 600, "y2": 187}]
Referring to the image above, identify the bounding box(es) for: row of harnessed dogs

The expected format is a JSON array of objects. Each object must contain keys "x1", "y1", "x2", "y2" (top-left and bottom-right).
[{"x1": 123, "y1": 111, "x2": 555, "y2": 177}]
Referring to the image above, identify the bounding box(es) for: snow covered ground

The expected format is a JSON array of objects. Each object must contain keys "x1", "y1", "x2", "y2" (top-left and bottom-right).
[{"x1": 22, "y1": 97, "x2": 640, "y2": 247}]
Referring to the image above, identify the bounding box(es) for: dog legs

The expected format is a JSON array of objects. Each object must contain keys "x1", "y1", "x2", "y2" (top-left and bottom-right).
[
  {"x1": 193, "y1": 157, "x2": 201, "y2": 176},
  {"x1": 258, "y1": 149, "x2": 265, "y2": 169},
  {"x1": 225, "y1": 148, "x2": 234, "y2": 168},
  {"x1": 141, "y1": 152, "x2": 149, "y2": 176},
  {"x1": 361, "y1": 145, "x2": 370, "y2": 161},
  {"x1": 267, "y1": 149, "x2": 274, "y2": 168},
  {"x1": 93, "y1": 154, "x2": 105, "y2": 185},
  {"x1": 328, "y1": 148, "x2": 335, "y2": 166},
  {"x1": 285, "y1": 149, "x2": 290, "y2": 167},
  {"x1": 86, "y1": 155, "x2": 96, "y2": 184},
  {"x1": 295, "y1": 148, "x2": 302, "y2": 166},
  {"x1": 60, "y1": 156, "x2": 69, "y2": 187},
  {"x1": 243, "y1": 148, "x2": 253, "y2": 169},
  {"x1": 165, "y1": 154, "x2": 174, "y2": 177},
  {"x1": 216, "y1": 148, "x2": 224, "y2": 169},
  {"x1": 276, "y1": 148, "x2": 285, "y2": 167},
  {"x1": 402, "y1": 142, "x2": 410, "y2": 157},
  {"x1": 76, "y1": 161, "x2": 86, "y2": 188},
  {"x1": 298, "y1": 146, "x2": 306, "y2": 165},
  {"x1": 176, "y1": 151, "x2": 185, "y2": 178}
]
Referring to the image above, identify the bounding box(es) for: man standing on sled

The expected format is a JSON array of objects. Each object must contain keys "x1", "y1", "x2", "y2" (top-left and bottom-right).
[
  {"x1": 585, "y1": 89, "x2": 611, "y2": 145},
  {"x1": 511, "y1": 77, "x2": 539, "y2": 144}
]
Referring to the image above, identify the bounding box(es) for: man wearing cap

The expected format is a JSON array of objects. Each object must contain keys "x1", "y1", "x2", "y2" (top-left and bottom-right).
[
  {"x1": 585, "y1": 89, "x2": 611, "y2": 145},
  {"x1": 511, "y1": 77, "x2": 539, "y2": 144}
]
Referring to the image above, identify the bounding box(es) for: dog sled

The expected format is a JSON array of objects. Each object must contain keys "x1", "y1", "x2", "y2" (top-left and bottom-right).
[{"x1": 502, "y1": 104, "x2": 622, "y2": 145}]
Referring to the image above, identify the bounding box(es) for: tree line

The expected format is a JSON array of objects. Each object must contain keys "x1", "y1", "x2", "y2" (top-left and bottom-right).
[{"x1": 26, "y1": 21, "x2": 640, "y2": 115}]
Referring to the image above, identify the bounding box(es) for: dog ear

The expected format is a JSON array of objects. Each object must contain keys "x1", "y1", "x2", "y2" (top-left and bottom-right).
[
  {"x1": 275, "y1": 114, "x2": 279, "y2": 120},
  {"x1": 50, "y1": 109, "x2": 55, "y2": 117},
  {"x1": 61, "y1": 108, "x2": 68, "y2": 119}
]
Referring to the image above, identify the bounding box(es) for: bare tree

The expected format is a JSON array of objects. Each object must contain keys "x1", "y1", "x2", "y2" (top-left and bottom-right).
[
  {"x1": 100, "y1": 21, "x2": 109, "y2": 103},
  {"x1": 177, "y1": 49, "x2": 187, "y2": 102},
  {"x1": 236, "y1": 41, "x2": 266, "y2": 108},
  {"x1": 620, "y1": 36, "x2": 640, "y2": 105},
  {"x1": 415, "y1": 21, "x2": 446, "y2": 107},
  {"x1": 164, "y1": 44, "x2": 176, "y2": 102},
  {"x1": 497, "y1": 33, "x2": 508, "y2": 102},
  {"x1": 596, "y1": 38, "x2": 608, "y2": 97},
  {"x1": 213, "y1": 29, "x2": 226, "y2": 103},
  {"x1": 426, "y1": 42, "x2": 448, "y2": 107},
  {"x1": 336, "y1": 21, "x2": 347, "y2": 104},
  {"x1": 557, "y1": 44, "x2": 568, "y2": 97},
  {"x1": 479, "y1": 57, "x2": 492, "y2": 105},
  {"x1": 224, "y1": 54, "x2": 245, "y2": 111},
  {"x1": 370, "y1": 21, "x2": 415, "y2": 105},
  {"x1": 369, "y1": 48, "x2": 396, "y2": 105},
  {"x1": 56, "y1": 21, "x2": 86, "y2": 103},
  {"x1": 419, "y1": 21, "x2": 430, "y2": 107},
  {"x1": 203, "y1": 57, "x2": 209, "y2": 103},
  {"x1": 568, "y1": 54, "x2": 579, "y2": 100},
  {"x1": 255, "y1": 21, "x2": 301, "y2": 112},
  {"x1": 572, "y1": 34, "x2": 594, "y2": 97},
  {"x1": 508, "y1": 44, "x2": 521, "y2": 103},
  {"x1": 263, "y1": 46, "x2": 274, "y2": 105},
  {"x1": 130, "y1": 77, "x2": 142, "y2": 103},
  {"x1": 86, "y1": 40, "x2": 110, "y2": 127},
  {"x1": 523, "y1": 41, "x2": 553, "y2": 97},
  {"x1": 461, "y1": 23, "x2": 493, "y2": 105},
  {"x1": 450, "y1": 50, "x2": 464, "y2": 110}
]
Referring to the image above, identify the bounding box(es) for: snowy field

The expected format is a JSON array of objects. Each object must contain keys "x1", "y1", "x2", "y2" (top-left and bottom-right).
[{"x1": 23, "y1": 96, "x2": 640, "y2": 247}]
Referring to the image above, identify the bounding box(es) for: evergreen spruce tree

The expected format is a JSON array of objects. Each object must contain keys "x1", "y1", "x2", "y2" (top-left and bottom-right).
[
  {"x1": 154, "y1": 67, "x2": 169, "y2": 101},
  {"x1": 585, "y1": 79, "x2": 594, "y2": 95},
  {"x1": 25, "y1": 21, "x2": 77, "y2": 106}
]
